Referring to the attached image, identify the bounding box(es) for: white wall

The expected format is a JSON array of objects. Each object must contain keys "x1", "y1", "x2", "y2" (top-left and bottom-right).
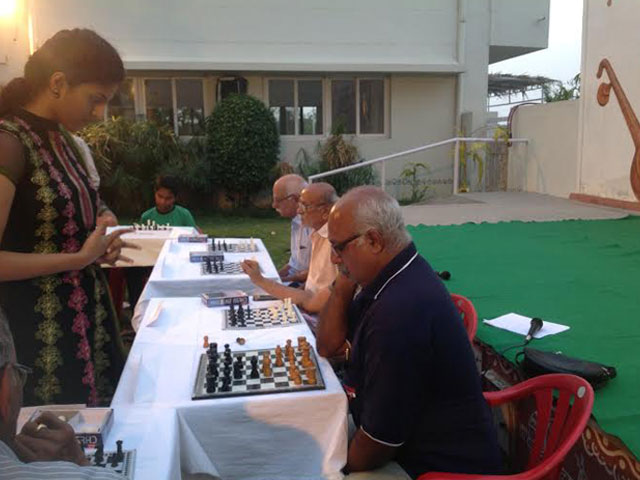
[
  {"x1": 0, "y1": 0, "x2": 29, "y2": 84},
  {"x1": 510, "y1": 100, "x2": 579, "y2": 197},
  {"x1": 274, "y1": 75, "x2": 457, "y2": 200},
  {"x1": 29, "y1": 0, "x2": 460, "y2": 72},
  {"x1": 489, "y1": 0, "x2": 550, "y2": 63},
  {"x1": 577, "y1": 0, "x2": 640, "y2": 201}
]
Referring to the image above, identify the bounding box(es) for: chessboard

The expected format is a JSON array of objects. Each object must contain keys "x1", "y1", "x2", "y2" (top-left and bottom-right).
[
  {"x1": 210, "y1": 238, "x2": 259, "y2": 253},
  {"x1": 200, "y1": 258, "x2": 244, "y2": 275},
  {"x1": 85, "y1": 443, "x2": 136, "y2": 480},
  {"x1": 222, "y1": 298, "x2": 301, "y2": 330},
  {"x1": 193, "y1": 339, "x2": 325, "y2": 400},
  {"x1": 132, "y1": 221, "x2": 172, "y2": 231}
]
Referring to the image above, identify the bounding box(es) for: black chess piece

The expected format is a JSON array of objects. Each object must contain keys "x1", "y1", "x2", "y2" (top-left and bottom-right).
[
  {"x1": 223, "y1": 240, "x2": 228, "y2": 252},
  {"x1": 229, "y1": 301, "x2": 237, "y2": 325},
  {"x1": 205, "y1": 258, "x2": 212, "y2": 274},
  {"x1": 116, "y1": 440, "x2": 123, "y2": 462},
  {"x1": 246, "y1": 304, "x2": 251, "y2": 319},
  {"x1": 250, "y1": 355, "x2": 260, "y2": 379},
  {"x1": 110, "y1": 453, "x2": 119, "y2": 467},
  {"x1": 213, "y1": 259, "x2": 219, "y2": 274},
  {"x1": 95, "y1": 444, "x2": 104, "y2": 464},
  {"x1": 237, "y1": 303, "x2": 244, "y2": 318},
  {"x1": 206, "y1": 376, "x2": 217, "y2": 393},
  {"x1": 221, "y1": 377, "x2": 231, "y2": 392},
  {"x1": 233, "y1": 358, "x2": 243, "y2": 379}
]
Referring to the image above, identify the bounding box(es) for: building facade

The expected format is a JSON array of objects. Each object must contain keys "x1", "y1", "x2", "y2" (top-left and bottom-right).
[{"x1": 1, "y1": 0, "x2": 549, "y2": 198}]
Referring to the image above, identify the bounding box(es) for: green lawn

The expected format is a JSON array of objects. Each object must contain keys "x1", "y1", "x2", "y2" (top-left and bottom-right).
[
  {"x1": 196, "y1": 212, "x2": 291, "y2": 267},
  {"x1": 121, "y1": 211, "x2": 291, "y2": 268}
]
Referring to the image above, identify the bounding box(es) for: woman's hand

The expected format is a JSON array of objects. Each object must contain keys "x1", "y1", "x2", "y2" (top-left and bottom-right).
[{"x1": 78, "y1": 225, "x2": 138, "y2": 267}]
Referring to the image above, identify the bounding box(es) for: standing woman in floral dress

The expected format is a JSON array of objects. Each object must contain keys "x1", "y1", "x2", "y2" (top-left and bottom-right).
[{"x1": 0, "y1": 29, "x2": 136, "y2": 406}]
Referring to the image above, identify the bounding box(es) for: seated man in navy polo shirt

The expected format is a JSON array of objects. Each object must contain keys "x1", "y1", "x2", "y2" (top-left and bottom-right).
[{"x1": 317, "y1": 186, "x2": 502, "y2": 479}]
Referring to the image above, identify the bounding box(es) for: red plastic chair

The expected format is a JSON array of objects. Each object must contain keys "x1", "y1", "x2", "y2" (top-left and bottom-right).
[
  {"x1": 417, "y1": 374, "x2": 594, "y2": 480},
  {"x1": 451, "y1": 294, "x2": 477, "y2": 342}
]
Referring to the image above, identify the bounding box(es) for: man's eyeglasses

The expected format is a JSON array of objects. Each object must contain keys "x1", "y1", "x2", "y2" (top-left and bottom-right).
[
  {"x1": 273, "y1": 194, "x2": 297, "y2": 204},
  {"x1": 1, "y1": 362, "x2": 32, "y2": 388},
  {"x1": 330, "y1": 233, "x2": 362, "y2": 255},
  {"x1": 298, "y1": 202, "x2": 327, "y2": 213}
]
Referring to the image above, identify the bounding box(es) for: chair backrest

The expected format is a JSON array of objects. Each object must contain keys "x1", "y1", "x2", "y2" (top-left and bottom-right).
[
  {"x1": 483, "y1": 374, "x2": 594, "y2": 480},
  {"x1": 451, "y1": 293, "x2": 477, "y2": 341}
]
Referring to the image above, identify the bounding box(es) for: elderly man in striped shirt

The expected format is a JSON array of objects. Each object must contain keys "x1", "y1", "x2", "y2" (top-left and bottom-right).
[{"x1": 0, "y1": 308, "x2": 125, "y2": 479}]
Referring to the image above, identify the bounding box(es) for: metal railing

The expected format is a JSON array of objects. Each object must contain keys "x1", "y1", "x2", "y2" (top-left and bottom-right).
[{"x1": 308, "y1": 136, "x2": 529, "y2": 195}]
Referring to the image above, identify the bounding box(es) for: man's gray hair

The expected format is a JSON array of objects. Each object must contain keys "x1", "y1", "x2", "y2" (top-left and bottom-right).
[
  {"x1": 0, "y1": 308, "x2": 15, "y2": 368},
  {"x1": 280, "y1": 174, "x2": 308, "y2": 197},
  {"x1": 351, "y1": 186, "x2": 411, "y2": 250}
]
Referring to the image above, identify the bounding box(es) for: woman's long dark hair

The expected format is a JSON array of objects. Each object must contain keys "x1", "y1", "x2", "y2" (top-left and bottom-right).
[{"x1": 0, "y1": 28, "x2": 124, "y2": 117}]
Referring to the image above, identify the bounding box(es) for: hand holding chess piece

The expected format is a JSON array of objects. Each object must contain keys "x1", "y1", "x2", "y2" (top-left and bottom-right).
[
  {"x1": 240, "y1": 259, "x2": 263, "y2": 282},
  {"x1": 14, "y1": 411, "x2": 89, "y2": 466}
]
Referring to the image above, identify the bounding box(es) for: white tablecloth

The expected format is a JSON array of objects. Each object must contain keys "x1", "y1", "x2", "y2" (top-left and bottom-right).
[
  {"x1": 132, "y1": 238, "x2": 280, "y2": 330},
  {"x1": 17, "y1": 406, "x2": 182, "y2": 480},
  {"x1": 114, "y1": 297, "x2": 348, "y2": 480},
  {"x1": 105, "y1": 226, "x2": 198, "y2": 267}
]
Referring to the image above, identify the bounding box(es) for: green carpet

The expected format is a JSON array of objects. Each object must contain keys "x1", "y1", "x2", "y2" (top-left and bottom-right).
[{"x1": 408, "y1": 216, "x2": 640, "y2": 456}]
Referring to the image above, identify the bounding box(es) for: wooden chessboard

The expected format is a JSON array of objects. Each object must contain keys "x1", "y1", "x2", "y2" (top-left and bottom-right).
[{"x1": 192, "y1": 343, "x2": 325, "y2": 400}]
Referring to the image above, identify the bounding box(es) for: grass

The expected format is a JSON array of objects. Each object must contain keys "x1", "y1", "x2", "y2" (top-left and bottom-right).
[{"x1": 121, "y1": 209, "x2": 292, "y2": 268}]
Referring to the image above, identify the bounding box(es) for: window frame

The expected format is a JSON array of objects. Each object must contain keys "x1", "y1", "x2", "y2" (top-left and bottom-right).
[
  {"x1": 329, "y1": 76, "x2": 389, "y2": 138},
  {"x1": 137, "y1": 76, "x2": 206, "y2": 137},
  {"x1": 266, "y1": 77, "x2": 326, "y2": 139}
]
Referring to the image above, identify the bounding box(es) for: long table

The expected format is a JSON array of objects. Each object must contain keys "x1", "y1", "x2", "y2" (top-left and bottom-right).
[
  {"x1": 114, "y1": 297, "x2": 348, "y2": 480},
  {"x1": 106, "y1": 226, "x2": 198, "y2": 267},
  {"x1": 132, "y1": 237, "x2": 280, "y2": 330}
]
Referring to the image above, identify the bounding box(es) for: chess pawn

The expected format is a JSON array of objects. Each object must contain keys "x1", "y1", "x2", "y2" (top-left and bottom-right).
[
  {"x1": 203, "y1": 335, "x2": 209, "y2": 348},
  {"x1": 305, "y1": 367, "x2": 317, "y2": 385}
]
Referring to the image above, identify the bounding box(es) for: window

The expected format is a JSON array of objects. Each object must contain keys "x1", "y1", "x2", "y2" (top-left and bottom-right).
[
  {"x1": 269, "y1": 79, "x2": 323, "y2": 136},
  {"x1": 269, "y1": 79, "x2": 295, "y2": 135},
  {"x1": 331, "y1": 78, "x2": 386, "y2": 135},
  {"x1": 108, "y1": 79, "x2": 135, "y2": 120},
  {"x1": 359, "y1": 79, "x2": 384, "y2": 134},
  {"x1": 298, "y1": 80, "x2": 323, "y2": 135},
  {"x1": 176, "y1": 79, "x2": 205, "y2": 136},
  {"x1": 144, "y1": 79, "x2": 173, "y2": 128}
]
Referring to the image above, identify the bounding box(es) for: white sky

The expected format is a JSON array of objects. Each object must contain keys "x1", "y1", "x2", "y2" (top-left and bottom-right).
[{"x1": 489, "y1": 0, "x2": 583, "y2": 83}]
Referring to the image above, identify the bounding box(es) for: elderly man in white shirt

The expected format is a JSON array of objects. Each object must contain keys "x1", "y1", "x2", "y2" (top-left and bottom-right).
[
  {"x1": 271, "y1": 174, "x2": 313, "y2": 285},
  {"x1": 242, "y1": 182, "x2": 338, "y2": 315}
]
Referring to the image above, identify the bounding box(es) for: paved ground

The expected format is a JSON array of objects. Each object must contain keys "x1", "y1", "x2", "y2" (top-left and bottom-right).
[{"x1": 401, "y1": 192, "x2": 635, "y2": 226}]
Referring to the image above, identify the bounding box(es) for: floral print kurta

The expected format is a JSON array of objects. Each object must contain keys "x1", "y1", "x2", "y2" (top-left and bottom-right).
[{"x1": 0, "y1": 109, "x2": 124, "y2": 406}]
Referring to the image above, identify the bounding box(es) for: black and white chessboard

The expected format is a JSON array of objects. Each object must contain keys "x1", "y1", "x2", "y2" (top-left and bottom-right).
[
  {"x1": 200, "y1": 260, "x2": 244, "y2": 275},
  {"x1": 210, "y1": 240, "x2": 259, "y2": 253},
  {"x1": 85, "y1": 448, "x2": 136, "y2": 479},
  {"x1": 223, "y1": 304, "x2": 302, "y2": 330},
  {"x1": 132, "y1": 222, "x2": 172, "y2": 231},
  {"x1": 192, "y1": 346, "x2": 325, "y2": 400}
]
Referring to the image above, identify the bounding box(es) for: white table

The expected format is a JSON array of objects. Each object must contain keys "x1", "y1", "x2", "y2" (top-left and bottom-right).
[
  {"x1": 132, "y1": 238, "x2": 280, "y2": 330},
  {"x1": 106, "y1": 226, "x2": 198, "y2": 267},
  {"x1": 17, "y1": 406, "x2": 182, "y2": 480},
  {"x1": 114, "y1": 297, "x2": 348, "y2": 480}
]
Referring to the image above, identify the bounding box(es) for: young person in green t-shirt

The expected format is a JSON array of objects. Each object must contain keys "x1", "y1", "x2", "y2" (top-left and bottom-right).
[
  {"x1": 128, "y1": 175, "x2": 201, "y2": 308},
  {"x1": 140, "y1": 175, "x2": 199, "y2": 229}
]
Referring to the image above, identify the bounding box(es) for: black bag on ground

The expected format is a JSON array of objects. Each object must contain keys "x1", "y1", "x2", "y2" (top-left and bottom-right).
[{"x1": 516, "y1": 347, "x2": 617, "y2": 390}]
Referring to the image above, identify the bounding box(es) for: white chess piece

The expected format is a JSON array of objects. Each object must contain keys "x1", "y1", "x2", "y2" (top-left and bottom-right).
[{"x1": 250, "y1": 237, "x2": 255, "y2": 252}]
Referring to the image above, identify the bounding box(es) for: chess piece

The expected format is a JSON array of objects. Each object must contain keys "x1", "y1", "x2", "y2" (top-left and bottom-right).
[
  {"x1": 221, "y1": 377, "x2": 231, "y2": 392},
  {"x1": 233, "y1": 358, "x2": 244, "y2": 379},
  {"x1": 250, "y1": 356, "x2": 260, "y2": 378},
  {"x1": 246, "y1": 304, "x2": 251, "y2": 319},
  {"x1": 213, "y1": 259, "x2": 219, "y2": 274},
  {"x1": 95, "y1": 444, "x2": 104, "y2": 464},
  {"x1": 116, "y1": 440, "x2": 124, "y2": 462},
  {"x1": 236, "y1": 337, "x2": 246, "y2": 345},
  {"x1": 229, "y1": 302, "x2": 237, "y2": 326},
  {"x1": 305, "y1": 367, "x2": 317, "y2": 385},
  {"x1": 223, "y1": 240, "x2": 228, "y2": 252},
  {"x1": 275, "y1": 346, "x2": 284, "y2": 367},
  {"x1": 203, "y1": 335, "x2": 209, "y2": 348}
]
